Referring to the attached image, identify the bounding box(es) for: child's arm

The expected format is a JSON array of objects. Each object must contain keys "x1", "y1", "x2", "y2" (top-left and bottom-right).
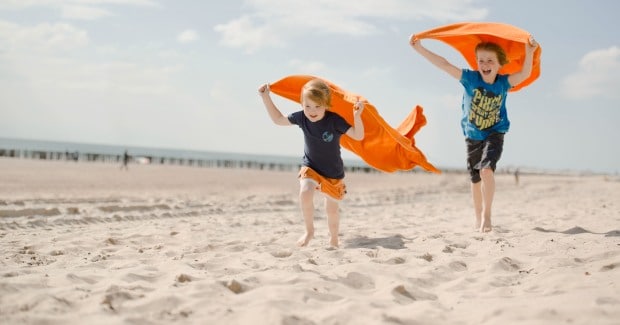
[
  {"x1": 410, "y1": 34, "x2": 462, "y2": 80},
  {"x1": 345, "y1": 100, "x2": 365, "y2": 141},
  {"x1": 258, "y1": 84, "x2": 292, "y2": 126},
  {"x1": 508, "y1": 36, "x2": 539, "y2": 87}
]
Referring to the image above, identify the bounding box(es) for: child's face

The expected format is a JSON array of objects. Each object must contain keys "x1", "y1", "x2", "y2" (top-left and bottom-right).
[
  {"x1": 301, "y1": 96, "x2": 327, "y2": 122},
  {"x1": 476, "y1": 49, "x2": 501, "y2": 83}
]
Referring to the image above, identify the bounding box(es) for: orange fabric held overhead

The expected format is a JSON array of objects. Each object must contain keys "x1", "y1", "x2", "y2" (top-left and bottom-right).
[
  {"x1": 269, "y1": 75, "x2": 440, "y2": 174},
  {"x1": 414, "y1": 22, "x2": 542, "y2": 92}
]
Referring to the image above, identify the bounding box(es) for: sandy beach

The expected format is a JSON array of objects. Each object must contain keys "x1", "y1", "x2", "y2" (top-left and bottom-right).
[{"x1": 0, "y1": 158, "x2": 618, "y2": 325}]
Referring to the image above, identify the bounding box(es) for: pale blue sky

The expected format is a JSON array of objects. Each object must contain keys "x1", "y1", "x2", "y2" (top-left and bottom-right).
[{"x1": 1, "y1": 0, "x2": 618, "y2": 173}]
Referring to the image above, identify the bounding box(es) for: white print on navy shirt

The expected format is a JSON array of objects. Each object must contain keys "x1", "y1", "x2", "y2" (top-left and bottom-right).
[{"x1": 322, "y1": 131, "x2": 334, "y2": 142}]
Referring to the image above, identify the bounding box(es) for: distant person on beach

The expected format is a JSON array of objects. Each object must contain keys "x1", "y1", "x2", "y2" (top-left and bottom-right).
[
  {"x1": 514, "y1": 168, "x2": 520, "y2": 186},
  {"x1": 258, "y1": 79, "x2": 365, "y2": 248},
  {"x1": 121, "y1": 150, "x2": 130, "y2": 170},
  {"x1": 410, "y1": 34, "x2": 538, "y2": 233}
]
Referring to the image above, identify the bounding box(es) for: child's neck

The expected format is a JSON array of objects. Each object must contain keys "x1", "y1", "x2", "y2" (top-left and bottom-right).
[{"x1": 482, "y1": 74, "x2": 497, "y2": 84}]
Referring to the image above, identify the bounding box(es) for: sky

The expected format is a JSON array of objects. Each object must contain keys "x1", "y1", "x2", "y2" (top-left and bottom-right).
[{"x1": 1, "y1": 0, "x2": 619, "y2": 174}]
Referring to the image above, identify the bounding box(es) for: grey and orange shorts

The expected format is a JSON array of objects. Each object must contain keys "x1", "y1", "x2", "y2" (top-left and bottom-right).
[
  {"x1": 298, "y1": 166, "x2": 347, "y2": 201},
  {"x1": 465, "y1": 132, "x2": 505, "y2": 183}
]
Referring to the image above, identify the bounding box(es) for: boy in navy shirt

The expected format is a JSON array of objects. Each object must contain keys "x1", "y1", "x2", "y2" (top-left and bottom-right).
[{"x1": 258, "y1": 79, "x2": 365, "y2": 247}]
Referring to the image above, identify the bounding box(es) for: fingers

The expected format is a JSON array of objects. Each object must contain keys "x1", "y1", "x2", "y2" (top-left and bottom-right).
[
  {"x1": 353, "y1": 100, "x2": 364, "y2": 111},
  {"x1": 258, "y1": 83, "x2": 270, "y2": 94}
]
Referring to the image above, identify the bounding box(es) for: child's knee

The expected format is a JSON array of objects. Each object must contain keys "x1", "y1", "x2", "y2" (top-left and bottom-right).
[
  {"x1": 299, "y1": 179, "x2": 317, "y2": 195},
  {"x1": 480, "y1": 168, "x2": 494, "y2": 177},
  {"x1": 481, "y1": 167, "x2": 493, "y2": 174}
]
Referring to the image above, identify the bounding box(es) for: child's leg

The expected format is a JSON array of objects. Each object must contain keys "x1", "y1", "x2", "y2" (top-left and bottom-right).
[
  {"x1": 470, "y1": 180, "x2": 483, "y2": 229},
  {"x1": 479, "y1": 168, "x2": 495, "y2": 232},
  {"x1": 466, "y1": 139, "x2": 484, "y2": 230},
  {"x1": 476, "y1": 133, "x2": 503, "y2": 233},
  {"x1": 297, "y1": 179, "x2": 316, "y2": 247},
  {"x1": 324, "y1": 198, "x2": 340, "y2": 248}
]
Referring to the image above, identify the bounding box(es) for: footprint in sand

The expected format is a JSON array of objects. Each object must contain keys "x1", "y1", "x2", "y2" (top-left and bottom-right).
[
  {"x1": 302, "y1": 289, "x2": 343, "y2": 303},
  {"x1": 223, "y1": 279, "x2": 250, "y2": 294},
  {"x1": 337, "y1": 272, "x2": 375, "y2": 290},
  {"x1": 600, "y1": 262, "x2": 619, "y2": 271},
  {"x1": 448, "y1": 260, "x2": 468, "y2": 272},
  {"x1": 391, "y1": 284, "x2": 438, "y2": 304},
  {"x1": 417, "y1": 253, "x2": 433, "y2": 262},
  {"x1": 282, "y1": 315, "x2": 316, "y2": 325},
  {"x1": 271, "y1": 250, "x2": 293, "y2": 258},
  {"x1": 101, "y1": 285, "x2": 153, "y2": 311},
  {"x1": 175, "y1": 273, "x2": 193, "y2": 283},
  {"x1": 383, "y1": 256, "x2": 406, "y2": 264},
  {"x1": 492, "y1": 257, "x2": 521, "y2": 272},
  {"x1": 595, "y1": 297, "x2": 619, "y2": 306},
  {"x1": 122, "y1": 272, "x2": 161, "y2": 283},
  {"x1": 66, "y1": 273, "x2": 101, "y2": 285}
]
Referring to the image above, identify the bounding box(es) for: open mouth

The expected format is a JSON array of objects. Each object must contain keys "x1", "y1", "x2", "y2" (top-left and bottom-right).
[{"x1": 481, "y1": 69, "x2": 492, "y2": 75}]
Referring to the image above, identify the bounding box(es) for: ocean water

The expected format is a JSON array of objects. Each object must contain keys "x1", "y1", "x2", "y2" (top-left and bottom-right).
[{"x1": 0, "y1": 137, "x2": 368, "y2": 168}]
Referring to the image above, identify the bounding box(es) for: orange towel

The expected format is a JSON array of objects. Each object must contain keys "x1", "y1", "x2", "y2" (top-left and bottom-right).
[
  {"x1": 269, "y1": 75, "x2": 440, "y2": 174},
  {"x1": 414, "y1": 22, "x2": 542, "y2": 92}
]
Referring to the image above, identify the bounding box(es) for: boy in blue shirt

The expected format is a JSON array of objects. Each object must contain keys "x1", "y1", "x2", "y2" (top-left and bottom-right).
[{"x1": 410, "y1": 35, "x2": 538, "y2": 233}]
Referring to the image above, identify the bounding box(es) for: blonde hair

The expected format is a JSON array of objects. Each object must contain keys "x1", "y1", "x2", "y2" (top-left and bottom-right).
[
  {"x1": 475, "y1": 42, "x2": 508, "y2": 66},
  {"x1": 302, "y1": 79, "x2": 332, "y2": 108}
]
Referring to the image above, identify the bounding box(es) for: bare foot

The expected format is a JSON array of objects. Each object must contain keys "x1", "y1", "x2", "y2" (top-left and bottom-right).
[
  {"x1": 329, "y1": 236, "x2": 339, "y2": 249},
  {"x1": 296, "y1": 232, "x2": 314, "y2": 247},
  {"x1": 479, "y1": 217, "x2": 492, "y2": 233},
  {"x1": 475, "y1": 216, "x2": 482, "y2": 231}
]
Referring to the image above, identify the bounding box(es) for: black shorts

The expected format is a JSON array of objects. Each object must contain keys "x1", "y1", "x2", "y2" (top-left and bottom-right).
[{"x1": 465, "y1": 133, "x2": 504, "y2": 183}]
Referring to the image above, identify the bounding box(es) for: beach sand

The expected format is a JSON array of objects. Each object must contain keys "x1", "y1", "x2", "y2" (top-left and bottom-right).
[{"x1": 1, "y1": 158, "x2": 618, "y2": 324}]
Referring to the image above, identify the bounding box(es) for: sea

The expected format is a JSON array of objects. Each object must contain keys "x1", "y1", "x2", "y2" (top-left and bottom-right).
[{"x1": 0, "y1": 137, "x2": 369, "y2": 169}]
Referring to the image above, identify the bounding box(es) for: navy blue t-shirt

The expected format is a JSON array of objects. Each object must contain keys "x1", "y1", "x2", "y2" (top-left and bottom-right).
[{"x1": 288, "y1": 110, "x2": 351, "y2": 179}]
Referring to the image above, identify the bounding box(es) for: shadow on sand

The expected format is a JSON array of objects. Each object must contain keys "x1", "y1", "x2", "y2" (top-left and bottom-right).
[
  {"x1": 533, "y1": 226, "x2": 620, "y2": 237},
  {"x1": 344, "y1": 234, "x2": 409, "y2": 249}
]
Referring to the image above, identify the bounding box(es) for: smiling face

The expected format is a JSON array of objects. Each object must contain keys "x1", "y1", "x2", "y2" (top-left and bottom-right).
[
  {"x1": 301, "y1": 96, "x2": 327, "y2": 122},
  {"x1": 476, "y1": 49, "x2": 501, "y2": 84},
  {"x1": 300, "y1": 79, "x2": 331, "y2": 122}
]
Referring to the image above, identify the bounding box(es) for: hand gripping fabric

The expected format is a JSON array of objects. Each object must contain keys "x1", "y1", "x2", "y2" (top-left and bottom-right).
[
  {"x1": 269, "y1": 75, "x2": 440, "y2": 174},
  {"x1": 414, "y1": 22, "x2": 542, "y2": 92}
]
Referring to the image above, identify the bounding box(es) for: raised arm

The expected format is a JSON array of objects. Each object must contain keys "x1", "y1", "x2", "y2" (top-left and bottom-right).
[
  {"x1": 508, "y1": 36, "x2": 539, "y2": 87},
  {"x1": 258, "y1": 84, "x2": 291, "y2": 126},
  {"x1": 345, "y1": 100, "x2": 365, "y2": 141},
  {"x1": 410, "y1": 34, "x2": 462, "y2": 80}
]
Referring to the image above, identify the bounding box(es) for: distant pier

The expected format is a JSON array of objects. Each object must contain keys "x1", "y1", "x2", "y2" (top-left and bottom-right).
[{"x1": 0, "y1": 147, "x2": 379, "y2": 173}]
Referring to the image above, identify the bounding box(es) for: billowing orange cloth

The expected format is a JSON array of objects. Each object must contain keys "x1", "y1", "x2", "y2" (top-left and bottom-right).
[
  {"x1": 269, "y1": 75, "x2": 440, "y2": 174},
  {"x1": 414, "y1": 22, "x2": 542, "y2": 92}
]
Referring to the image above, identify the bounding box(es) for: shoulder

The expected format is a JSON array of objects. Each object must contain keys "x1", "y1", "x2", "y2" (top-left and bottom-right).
[
  {"x1": 462, "y1": 69, "x2": 477, "y2": 76},
  {"x1": 460, "y1": 69, "x2": 481, "y2": 88},
  {"x1": 460, "y1": 69, "x2": 479, "y2": 82},
  {"x1": 321, "y1": 111, "x2": 340, "y2": 121},
  {"x1": 325, "y1": 110, "x2": 341, "y2": 118},
  {"x1": 327, "y1": 111, "x2": 349, "y2": 124},
  {"x1": 289, "y1": 110, "x2": 305, "y2": 124},
  {"x1": 497, "y1": 74, "x2": 512, "y2": 89}
]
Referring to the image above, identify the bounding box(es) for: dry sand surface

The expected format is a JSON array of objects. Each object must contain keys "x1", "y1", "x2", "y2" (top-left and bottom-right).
[{"x1": 1, "y1": 158, "x2": 619, "y2": 324}]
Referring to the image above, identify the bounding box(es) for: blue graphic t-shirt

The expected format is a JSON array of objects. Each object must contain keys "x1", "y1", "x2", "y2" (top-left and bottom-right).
[
  {"x1": 288, "y1": 110, "x2": 351, "y2": 179},
  {"x1": 459, "y1": 69, "x2": 512, "y2": 140}
]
